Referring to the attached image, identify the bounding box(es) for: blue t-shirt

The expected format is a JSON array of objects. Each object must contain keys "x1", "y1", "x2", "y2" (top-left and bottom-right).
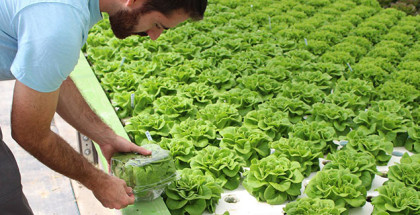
[{"x1": 0, "y1": 0, "x2": 102, "y2": 92}]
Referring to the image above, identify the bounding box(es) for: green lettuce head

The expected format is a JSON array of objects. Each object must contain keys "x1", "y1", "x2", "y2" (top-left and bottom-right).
[
  {"x1": 305, "y1": 169, "x2": 367, "y2": 208},
  {"x1": 242, "y1": 155, "x2": 304, "y2": 205},
  {"x1": 271, "y1": 137, "x2": 323, "y2": 177},
  {"x1": 372, "y1": 181, "x2": 420, "y2": 215},
  {"x1": 219, "y1": 126, "x2": 271, "y2": 166},
  {"x1": 323, "y1": 149, "x2": 378, "y2": 190},
  {"x1": 111, "y1": 144, "x2": 177, "y2": 201},
  {"x1": 165, "y1": 168, "x2": 223, "y2": 215},
  {"x1": 190, "y1": 146, "x2": 245, "y2": 190},
  {"x1": 284, "y1": 197, "x2": 346, "y2": 215},
  {"x1": 387, "y1": 153, "x2": 420, "y2": 191}
]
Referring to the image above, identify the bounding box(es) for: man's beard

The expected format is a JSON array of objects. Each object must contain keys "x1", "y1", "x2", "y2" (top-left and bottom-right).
[{"x1": 109, "y1": 8, "x2": 146, "y2": 39}]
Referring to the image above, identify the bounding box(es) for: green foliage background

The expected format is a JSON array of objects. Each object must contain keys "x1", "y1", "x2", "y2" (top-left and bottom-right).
[{"x1": 85, "y1": 0, "x2": 420, "y2": 213}]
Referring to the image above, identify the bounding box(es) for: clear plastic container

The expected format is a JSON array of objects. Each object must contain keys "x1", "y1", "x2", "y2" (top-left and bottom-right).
[{"x1": 111, "y1": 144, "x2": 177, "y2": 201}]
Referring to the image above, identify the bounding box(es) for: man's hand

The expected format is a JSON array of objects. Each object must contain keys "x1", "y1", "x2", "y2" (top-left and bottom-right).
[
  {"x1": 100, "y1": 135, "x2": 151, "y2": 167},
  {"x1": 90, "y1": 174, "x2": 136, "y2": 209}
]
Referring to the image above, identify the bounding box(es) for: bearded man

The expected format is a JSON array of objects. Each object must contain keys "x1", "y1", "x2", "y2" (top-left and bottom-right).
[{"x1": 0, "y1": 0, "x2": 207, "y2": 213}]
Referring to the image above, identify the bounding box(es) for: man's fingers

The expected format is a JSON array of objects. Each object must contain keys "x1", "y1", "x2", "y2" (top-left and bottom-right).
[
  {"x1": 124, "y1": 186, "x2": 135, "y2": 205},
  {"x1": 133, "y1": 145, "x2": 152, "y2": 155},
  {"x1": 125, "y1": 186, "x2": 134, "y2": 196},
  {"x1": 107, "y1": 161, "x2": 112, "y2": 174},
  {"x1": 127, "y1": 194, "x2": 135, "y2": 205}
]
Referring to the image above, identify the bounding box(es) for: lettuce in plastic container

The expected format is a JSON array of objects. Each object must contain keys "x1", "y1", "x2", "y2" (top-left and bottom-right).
[{"x1": 111, "y1": 144, "x2": 177, "y2": 201}]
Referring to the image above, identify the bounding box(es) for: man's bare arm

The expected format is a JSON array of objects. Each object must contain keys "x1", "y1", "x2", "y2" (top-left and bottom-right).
[
  {"x1": 56, "y1": 77, "x2": 115, "y2": 147},
  {"x1": 56, "y1": 77, "x2": 150, "y2": 163},
  {"x1": 11, "y1": 80, "x2": 134, "y2": 209}
]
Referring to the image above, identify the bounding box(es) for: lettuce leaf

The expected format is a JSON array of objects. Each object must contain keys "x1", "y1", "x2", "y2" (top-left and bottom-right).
[
  {"x1": 165, "y1": 168, "x2": 223, "y2": 215},
  {"x1": 159, "y1": 138, "x2": 197, "y2": 170},
  {"x1": 406, "y1": 124, "x2": 420, "y2": 153},
  {"x1": 294, "y1": 71, "x2": 332, "y2": 91},
  {"x1": 170, "y1": 118, "x2": 217, "y2": 149},
  {"x1": 197, "y1": 102, "x2": 242, "y2": 130},
  {"x1": 289, "y1": 120, "x2": 337, "y2": 154},
  {"x1": 344, "y1": 128, "x2": 393, "y2": 166},
  {"x1": 161, "y1": 63, "x2": 198, "y2": 84},
  {"x1": 371, "y1": 181, "x2": 420, "y2": 215},
  {"x1": 259, "y1": 95, "x2": 311, "y2": 124},
  {"x1": 218, "y1": 88, "x2": 264, "y2": 116},
  {"x1": 243, "y1": 155, "x2": 304, "y2": 205},
  {"x1": 308, "y1": 102, "x2": 355, "y2": 135},
  {"x1": 325, "y1": 92, "x2": 368, "y2": 114},
  {"x1": 219, "y1": 126, "x2": 271, "y2": 166},
  {"x1": 323, "y1": 149, "x2": 378, "y2": 190},
  {"x1": 190, "y1": 146, "x2": 245, "y2": 190},
  {"x1": 387, "y1": 154, "x2": 420, "y2": 191},
  {"x1": 334, "y1": 78, "x2": 374, "y2": 103},
  {"x1": 284, "y1": 197, "x2": 347, "y2": 215},
  {"x1": 101, "y1": 71, "x2": 139, "y2": 95},
  {"x1": 305, "y1": 169, "x2": 367, "y2": 208},
  {"x1": 272, "y1": 137, "x2": 323, "y2": 177},
  {"x1": 125, "y1": 113, "x2": 173, "y2": 145},
  {"x1": 153, "y1": 95, "x2": 196, "y2": 121},
  {"x1": 179, "y1": 82, "x2": 217, "y2": 107},
  {"x1": 198, "y1": 68, "x2": 236, "y2": 91},
  {"x1": 375, "y1": 81, "x2": 420, "y2": 105},
  {"x1": 137, "y1": 76, "x2": 178, "y2": 97},
  {"x1": 353, "y1": 100, "x2": 411, "y2": 147},
  {"x1": 111, "y1": 144, "x2": 177, "y2": 201},
  {"x1": 111, "y1": 90, "x2": 153, "y2": 119},
  {"x1": 244, "y1": 109, "x2": 291, "y2": 140},
  {"x1": 280, "y1": 81, "x2": 326, "y2": 105},
  {"x1": 237, "y1": 73, "x2": 282, "y2": 99}
]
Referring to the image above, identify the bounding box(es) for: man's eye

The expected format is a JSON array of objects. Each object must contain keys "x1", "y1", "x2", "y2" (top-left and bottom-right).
[{"x1": 137, "y1": 32, "x2": 148, "y2": 37}]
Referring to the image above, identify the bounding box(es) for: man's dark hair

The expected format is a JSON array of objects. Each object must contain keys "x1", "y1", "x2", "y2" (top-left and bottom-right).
[{"x1": 141, "y1": 0, "x2": 207, "y2": 20}]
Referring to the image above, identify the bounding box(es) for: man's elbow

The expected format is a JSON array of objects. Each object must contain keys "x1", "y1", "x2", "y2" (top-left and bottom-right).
[
  {"x1": 11, "y1": 123, "x2": 49, "y2": 149},
  {"x1": 11, "y1": 126, "x2": 29, "y2": 147},
  {"x1": 11, "y1": 122, "x2": 21, "y2": 141}
]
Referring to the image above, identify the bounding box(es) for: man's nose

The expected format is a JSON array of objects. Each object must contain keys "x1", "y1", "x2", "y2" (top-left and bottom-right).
[{"x1": 148, "y1": 28, "x2": 163, "y2": 41}]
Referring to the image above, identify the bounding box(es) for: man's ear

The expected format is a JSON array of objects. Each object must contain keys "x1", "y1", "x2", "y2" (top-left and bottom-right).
[
  {"x1": 126, "y1": 0, "x2": 144, "y2": 8},
  {"x1": 125, "y1": 0, "x2": 135, "y2": 7}
]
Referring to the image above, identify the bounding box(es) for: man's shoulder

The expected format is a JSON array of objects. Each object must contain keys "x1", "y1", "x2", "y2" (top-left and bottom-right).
[
  {"x1": 13, "y1": 0, "x2": 93, "y2": 32},
  {"x1": 16, "y1": 0, "x2": 88, "y2": 14},
  {"x1": 9, "y1": 0, "x2": 92, "y2": 92}
]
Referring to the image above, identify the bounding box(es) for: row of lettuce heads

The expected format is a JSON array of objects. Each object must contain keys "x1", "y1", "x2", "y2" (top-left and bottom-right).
[{"x1": 85, "y1": 0, "x2": 420, "y2": 214}]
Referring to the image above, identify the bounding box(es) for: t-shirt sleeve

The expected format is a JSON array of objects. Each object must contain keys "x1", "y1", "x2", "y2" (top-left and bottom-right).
[{"x1": 11, "y1": 3, "x2": 86, "y2": 92}]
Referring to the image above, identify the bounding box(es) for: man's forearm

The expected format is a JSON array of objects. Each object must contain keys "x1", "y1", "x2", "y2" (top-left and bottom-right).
[
  {"x1": 17, "y1": 128, "x2": 106, "y2": 190},
  {"x1": 56, "y1": 77, "x2": 116, "y2": 146}
]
